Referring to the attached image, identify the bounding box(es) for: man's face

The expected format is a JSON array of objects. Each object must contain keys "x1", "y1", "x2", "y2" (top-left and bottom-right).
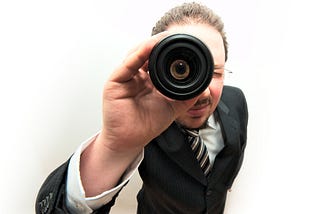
[{"x1": 167, "y1": 24, "x2": 225, "y2": 129}]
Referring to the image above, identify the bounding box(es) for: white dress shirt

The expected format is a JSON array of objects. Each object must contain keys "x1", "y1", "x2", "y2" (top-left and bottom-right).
[{"x1": 66, "y1": 114, "x2": 224, "y2": 213}]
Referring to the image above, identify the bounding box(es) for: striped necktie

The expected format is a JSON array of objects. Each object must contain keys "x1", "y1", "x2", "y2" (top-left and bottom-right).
[{"x1": 184, "y1": 129, "x2": 211, "y2": 176}]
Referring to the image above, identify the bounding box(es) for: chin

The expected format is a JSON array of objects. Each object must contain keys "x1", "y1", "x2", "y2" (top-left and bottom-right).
[{"x1": 176, "y1": 116, "x2": 209, "y2": 130}]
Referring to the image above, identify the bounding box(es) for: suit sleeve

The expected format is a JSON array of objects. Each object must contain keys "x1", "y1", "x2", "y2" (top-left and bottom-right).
[
  {"x1": 35, "y1": 160, "x2": 71, "y2": 213},
  {"x1": 35, "y1": 158, "x2": 119, "y2": 214},
  {"x1": 235, "y1": 87, "x2": 249, "y2": 176},
  {"x1": 222, "y1": 86, "x2": 249, "y2": 189},
  {"x1": 35, "y1": 133, "x2": 143, "y2": 214},
  {"x1": 35, "y1": 156, "x2": 117, "y2": 214}
]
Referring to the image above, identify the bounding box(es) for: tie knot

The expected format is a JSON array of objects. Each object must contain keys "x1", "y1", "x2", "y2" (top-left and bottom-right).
[{"x1": 184, "y1": 129, "x2": 199, "y2": 137}]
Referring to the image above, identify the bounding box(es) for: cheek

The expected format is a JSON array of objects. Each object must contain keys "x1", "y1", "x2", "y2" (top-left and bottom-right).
[{"x1": 209, "y1": 81, "x2": 223, "y2": 108}]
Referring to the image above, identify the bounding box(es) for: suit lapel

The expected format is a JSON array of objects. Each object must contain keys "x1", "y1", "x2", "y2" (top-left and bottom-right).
[
  {"x1": 155, "y1": 122, "x2": 207, "y2": 185},
  {"x1": 216, "y1": 100, "x2": 240, "y2": 150},
  {"x1": 155, "y1": 100, "x2": 241, "y2": 186},
  {"x1": 208, "y1": 101, "x2": 241, "y2": 188}
]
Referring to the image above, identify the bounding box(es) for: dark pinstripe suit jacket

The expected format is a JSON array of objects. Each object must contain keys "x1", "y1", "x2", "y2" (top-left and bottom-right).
[{"x1": 36, "y1": 85, "x2": 248, "y2": 214}]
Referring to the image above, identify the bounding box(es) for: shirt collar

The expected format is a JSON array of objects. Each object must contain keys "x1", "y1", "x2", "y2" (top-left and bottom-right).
[{"x1": 207, "y1": 114, "x2": 217, "y2": 130}]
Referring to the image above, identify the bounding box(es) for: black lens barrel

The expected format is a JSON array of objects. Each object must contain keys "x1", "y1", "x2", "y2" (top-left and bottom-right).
[{"x1": 148, "y1": 34, "x2": 214, "y2": 100}]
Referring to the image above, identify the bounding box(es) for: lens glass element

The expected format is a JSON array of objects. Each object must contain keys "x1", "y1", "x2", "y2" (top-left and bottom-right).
[{"x1": 169, "y1": 59, "x2": 190, "y2": 80}]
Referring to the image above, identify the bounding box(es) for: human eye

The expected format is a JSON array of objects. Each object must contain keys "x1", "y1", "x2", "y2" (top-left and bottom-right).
[
  {"x1": 212, "y1": 67, "x2": 224, "y2": 79},
  {"x1": 213, "y1": 71, "x2": 223, "y2": 78}
]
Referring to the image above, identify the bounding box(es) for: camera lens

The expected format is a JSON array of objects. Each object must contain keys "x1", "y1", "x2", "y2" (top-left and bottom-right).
[{"x1": 148, "y1": 34, "x2": 213, "y2": 100}]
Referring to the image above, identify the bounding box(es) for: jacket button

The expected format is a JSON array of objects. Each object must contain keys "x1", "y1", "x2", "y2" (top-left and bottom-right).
[{"x1": 206, "y1": 190, "x2": 213, "y2": 196}]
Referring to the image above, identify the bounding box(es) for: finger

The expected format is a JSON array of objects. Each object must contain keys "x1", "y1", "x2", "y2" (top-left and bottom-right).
[
  {"x1": 110, "y1": 31, "x2": 169, "y2": 83},
  {"x1": 140, "y1": 60, "x2": 149, "y2": 73}
]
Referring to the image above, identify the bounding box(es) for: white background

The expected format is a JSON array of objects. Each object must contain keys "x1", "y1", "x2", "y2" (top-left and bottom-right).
[{"x1": 0, "y1": 0, "x2": 319, "y2": 213}]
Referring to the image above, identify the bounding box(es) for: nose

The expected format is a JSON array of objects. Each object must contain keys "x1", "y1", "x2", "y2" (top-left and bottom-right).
[{"x1": 197, "y1": 87, "x2": 210, "y2": 99}]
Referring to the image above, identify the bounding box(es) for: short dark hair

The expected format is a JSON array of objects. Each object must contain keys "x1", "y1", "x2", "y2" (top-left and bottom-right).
[{"x1": 152, "y1": 2, "x2": 228, "y2": 61}]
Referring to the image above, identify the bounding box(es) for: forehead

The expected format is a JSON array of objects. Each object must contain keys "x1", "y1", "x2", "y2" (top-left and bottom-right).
[{"x1": 166, "y1": 23, "x2": 225, "y2": 66}]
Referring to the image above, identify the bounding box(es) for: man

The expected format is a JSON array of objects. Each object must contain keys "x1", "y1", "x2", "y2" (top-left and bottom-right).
[{"x1": 36, "y1": 2, "x2": 248, "y2": 214}]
